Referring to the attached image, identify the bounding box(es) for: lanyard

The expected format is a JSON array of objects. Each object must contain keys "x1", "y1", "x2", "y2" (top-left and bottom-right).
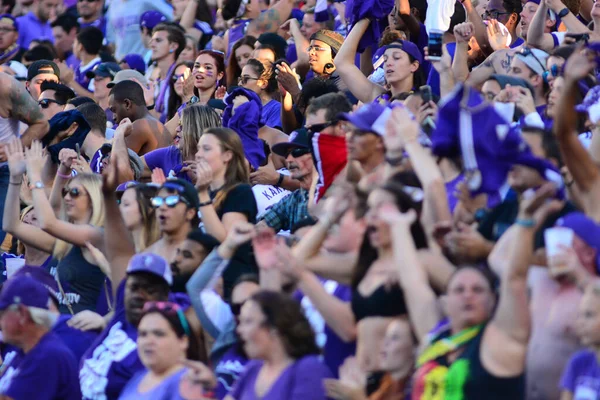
[{"x1": 156, "y1": 62, "x2": 177, "y2": 115}]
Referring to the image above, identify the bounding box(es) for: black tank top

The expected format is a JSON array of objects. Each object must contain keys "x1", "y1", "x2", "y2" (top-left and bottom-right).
[
  {"x1": 56, "y1": 246, "x2": 106, "y2": 314},
  {"x1": 351, "y1": 284, "x2": 407, "y2": 322}
]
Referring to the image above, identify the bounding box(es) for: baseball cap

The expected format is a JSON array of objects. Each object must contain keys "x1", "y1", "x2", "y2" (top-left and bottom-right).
[
  {"x1": 120, "y1": 54, "x2": 147, "y2": 75},
  {"x1": 0, "y1": 14, "x2": 18, "y2": 31},
  {"x1": 310, "y1": 30, "x2": 344, "y2": 54},
  {"x1": 13, "y1": 266, "x2": 60, "y2": 302},
  {"x1": 338, "y1": 102, "x2": 393, "y2": 136},
  {"x1": 86, "y1": 62, "x2": 121, "y2": 80},
  {"x1": 27, "y1": 59, "x2": 60, "y2": 82},
  {"x1": 159, "y1": 178, "x2": 201, "y2": 210},
  {"x1": 555, "y1": 212, "x2": 600, "y2": 271},
  {"x1": 384, "y1": 40, "x2": 423, "y2": 64},
  {"x1": 272, "y1": 128, "x2": 311, "y2": 157},
  {"x1": 126, "y1": 253, "x2": 173, "y2": 285},
  {"x1": 107, "y1": 69, "x2": 148, "y2": 88},
  {"x1": 140, "y1": 10, "x2": 167, "y2": 30},
  {"x1": 0, "y1": 274, "x2": 50, "y2": 311},
  {"x1": 516, "y1": 47, "x2": 549, "y2": 77}
]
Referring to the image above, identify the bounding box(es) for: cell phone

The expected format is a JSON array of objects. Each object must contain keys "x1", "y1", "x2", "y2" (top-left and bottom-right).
[
  {"x1": 566, "y1": 33, "x2": 590, "y2": 43},
  {"x1": 427, "y1": 30, "x2": 444, "y2": 61},
  {"x1": 419, "y1": 85, "x2": 432, "y2": 104}
]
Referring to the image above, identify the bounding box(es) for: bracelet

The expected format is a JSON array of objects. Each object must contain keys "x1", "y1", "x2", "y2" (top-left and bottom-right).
[
  {"x1": 57, "y1": 170, "x2": 72, "y2": 179},
  {"x1": 147, "y1": 103, "x2": 155, "y2": 111},
  {"x1": 198, "y1": 200, "x2": 213, "y2": 207},
  {"x1": 275, "y1": 173, "x2": 284, "y2": 187},
  {"x1": 557, "y1": 7, "x2": 569, "y2": 18},
  {"x1": 515, "y1": 218, "x2": 535, "y2": 228},
  {"x1": 9, "y1": 181, "x2": 21, "y2": 186},
  {"x1": 385, "y1": 154, "x2": 404, "y2": 166}
]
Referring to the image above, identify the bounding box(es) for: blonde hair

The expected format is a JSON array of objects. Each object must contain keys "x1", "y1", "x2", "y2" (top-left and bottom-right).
[
  {"x1": 179, "y1": 105, "x2": 222, "y2": 161},
  {"x1": 53, "y1": 173, "x2": 105, "y2": 260},
  {"x1": 17, "y1": 205, "x2": 34, "y2": 256}
]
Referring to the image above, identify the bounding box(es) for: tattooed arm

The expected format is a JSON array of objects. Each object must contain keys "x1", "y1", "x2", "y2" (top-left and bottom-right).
[
  {"x1": 466, "y1": 49, "x2": 513, "y2": 88},
  {"x1": 246, "y1": 0, "x2": 294, "y2": 37},
  {"x1": 4, "y1": 75, "x2": 48, "y2": 146}
]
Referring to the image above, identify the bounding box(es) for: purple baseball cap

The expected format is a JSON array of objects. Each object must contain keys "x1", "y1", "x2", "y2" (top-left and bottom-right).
[
  {"x1": 338, "y1": 102, "x2": 393, "y2": 136},
  {"x1": 384, "y1": 40, "x2": 423, "y2": 64},
  {"x1": 555, "y1": 212, "x2": 600, "y2": 271},
  {"x1": 120, "y1": 54, "x2": 146, "y2": 75},
  {"x1": 0, "y1": 274, "x2": 50, "y2": 310},
  {"x1": 13, "y1": 266, "x2": 60, "y2": 302},
  {"x1": 126, "y1": 253, "x2": 173, "y2": 285},
  {"x1": 140, "y1": 11, "x2": 167, "y2": 30},
  {"x1": 0, "y1": 14, "x2": 18, "y2": 31},
  {"x1": 116, "y1": 180, "x2": 139, "y2": 192}
]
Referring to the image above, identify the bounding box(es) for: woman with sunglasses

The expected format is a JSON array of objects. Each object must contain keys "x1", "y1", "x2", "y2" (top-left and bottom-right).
[
  {"x1": 224, "y1": 290, "x2": 332, "y2": 400},
  {"x1": 334, "y1": 19, "x2": 424, "y2": 104},
  {"x1": 8, "y1": 140, "x2": 106, "y2": 315},
  {"x1": 167, "y1": 61, "x2": 194, "y2": 122},
  {"x1": 143, "y1": 104, "x2": 221, "y2": 182},
  {"x1": 118, "y1": 301, "x2": 202, "y2": 400},
  {"x1": 239, "y1": 58, "x2": 282, "y2": 129}
]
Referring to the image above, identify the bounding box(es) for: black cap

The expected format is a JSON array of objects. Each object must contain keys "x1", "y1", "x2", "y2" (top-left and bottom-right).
[
  {"x1": 27, "y1": 59, "x2": 60, "y2": 81},
  {"x1": 99, "y1": 143, "x2": 112, "y2": 156},
  {"x1": 271, "y1": 128, "x2": 310, "y2": 157},
  {"x1": 187, "y1": 229, "x2": 220, "y2": 252},
  {"x1": 86, "y1": 62, "x2": 121, "y2": 80},
  {"x1": 159, "y1": 178, "x2": 200, "y2": 210}
]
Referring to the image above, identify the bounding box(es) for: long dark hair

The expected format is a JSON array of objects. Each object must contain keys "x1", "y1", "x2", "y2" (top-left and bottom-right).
[
  {"x1": 250, "y1": 291, "x2": 320, "y2": 359},
  {"x1": 351, "y1": 181, "x2": 428, "y2": 289},
  {"x1": 227, "y1": 36, "x2": 257, "y2": 88},
  {"x1": 194, "y1": 50, "x2": 226, "y2": 98},
  {"x1": 168, "y1": 61, "x2": 194, "y2": 121}
]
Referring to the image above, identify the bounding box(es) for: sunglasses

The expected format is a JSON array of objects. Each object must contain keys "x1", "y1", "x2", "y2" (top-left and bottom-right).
[
  {"x1": 38, "y1": 98, "x2": 65, "y2": 109},
  {"x1": 306, "y1": 121, "x2": 336, "y2": 135},
  {"x1": 143, "y1": 301, "x2": 191, "y2": 336},
  {"x1": 230, "y1": 302, "x2": 244, "y2": 317},
  {"x1": 62, "y1": 187, "x2": 84, "y2": 198},
  {"x1": 78, "y1": 0, "x2": 99, "y2": 2},
  {"x1": 239, "y1": 75, "x2": 259, "y2": 85},
  {"x1": 286, "y1": 148, "x2": 310, "y2": 158},
  {"x1": 481, "y1": 10, "x2": 511, "y2": 20},
  {"x1": 151, "y1": 195, "x2": 190, "y2": 208},
  {"x1": 172, "y1": 73, "x2": 185, "y2": 82}
]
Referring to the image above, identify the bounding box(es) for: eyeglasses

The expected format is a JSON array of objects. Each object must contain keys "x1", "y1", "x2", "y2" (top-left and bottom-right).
[
  {"x1": 286, "y1": 148, "x2": 310, "y2": 158},
  {"x1": 519, "y1": 47, "x2": 547, "y2": 73},
  {"x1": 151, "y1": 195, "x2": 190, "y2": 208},
  {"x1": 239, "y1": 75, "x2": 259, "y2": 85},
  {"x1": 481, "y1": 10, "x2": 511, "y2": 20},
  {"x1": 62, "y1": 187, "x2": 84, "y2": 198},
  {"x1": 38, "y1": 98, "x2": 65, "y2": 109},
  {"x1": 172, "y1": 73, "x2": 185, "y2": 82},
  {"x1": 306, "y1": 121, "x2": 336, "y2": 135},
  {"x1": 543, "y1": 64, "x2": 560, "y2": 82},
  {"x1": 307, "y1": 45, "x2": 329, "y2": 53},
  {"x1": 78, "y1": 0, "x2": 99, "y2": 2},
  {"x1": 0, "y1": 27, "x2": 16, "y2": 33},
  {"x1": 143, "y1": 301, "x2": 191, "y2": 336}
]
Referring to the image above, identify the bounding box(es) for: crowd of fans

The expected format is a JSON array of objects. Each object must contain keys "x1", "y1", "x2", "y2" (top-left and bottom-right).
[{"x1": 0, "y1": 0, "x2": 599, "y2": 398}]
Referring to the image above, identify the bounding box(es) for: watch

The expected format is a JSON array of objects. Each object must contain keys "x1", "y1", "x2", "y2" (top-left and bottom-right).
[
  {"x1": 557, "y1": 7, "x2": 569, "y2": 18},
  {"x1": 29, "y1": 181, "x2": 44, "y2": 190}
]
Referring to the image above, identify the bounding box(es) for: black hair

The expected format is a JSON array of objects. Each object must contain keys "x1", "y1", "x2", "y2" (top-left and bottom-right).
[
  {"x1": 521, "y1": 126, "x2": 563, "y2": 167},
  {"x1": 306, "y1": 92, "x2": 352, "y2": 122},
  {"x1": 222, "y1": 0, "x2": 243, "y2": 20},
  {"x1": 257, "y1": 33, "x2": 288, "y2": 61},
  {"x1": 502, "y1": 0, "x2": 523, "y2": 23},
  {"x1": 448, "y1": 2, "x2": 467, "y2": 33},
  {"x1": 50, "y1": 13, "x2": 79, "y2": 33},
  {"x1": 67, "y1": 96, "x2": 95, "y2": 107},
  {"x1": 152, "y1": 22, "x2": 187, "y2": 60},
  {"x1": 23, "y1": 45, "x2": 57, "y2": 63},
  {"x1": 40, "y1": 81, "x2": 75, "y2": 104},
  {"x1": 2, "y1": 0, "x2": 15, "y2": 14},
  {"x1": 76, "y1": 26, "x2": 104, "y2": 56},
  {"x1": 109, "y1": 80, "x2": 146, "y2": 107},
  {"x1": 409, "y1": 0, "x2": 428, "y2": 22},
  {"x1": 77, "y1": 102, "x2": 107, "y2": 135},
  {"x1": 551, "y1": 45, "x2": 577, "y2": 60},
  {"x1": 232, "y1": 273, "x2": 260, "y2": 289},
  {"x1": 245, "y1": 58, "x2": 278, "y2": 95},
  {"x1": 167, "y1": 60, "x2": 194, "y2": 120}
]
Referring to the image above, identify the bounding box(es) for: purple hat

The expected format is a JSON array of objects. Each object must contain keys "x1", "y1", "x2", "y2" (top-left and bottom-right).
[
  {"x1": 555, "y1": 212, "x2": 600, "y2": 271},
  {"x1": 13, "y1": 266, "x2": 60, "y2": 302},
  {"x1": 120, "y1": 54, "x2": 146, "y2": 75},
  {"x1": 576, "y1": 86, "x2": 600, "y2": 123},
  {"x1": 385, "y1": 40, "x2": 423, "y2": 64},
  {"x1": 116, "y1": 180, "x2": 139, "y2": 192},
  {"x1": 127, "y1": 253, "x2": 173, "y2": 285},
  {"x1": 338, "y1": 102, "x2": 392, "y2": 136},
  {"x1": 0, "y1": 14, "x2": 18, "y2": 31},
  {"x1": 0, "y1": 274, "x2": 50, "y2": 310},
  {"x1": 140, "y1": 11, "x2": 167, "y2": 30},
  {"x1": 372, "y1": 46, "x2": 386, "y2": 70}
]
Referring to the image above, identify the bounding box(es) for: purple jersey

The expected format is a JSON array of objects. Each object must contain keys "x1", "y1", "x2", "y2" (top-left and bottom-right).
[
  {"x1": 227, "y1": 19, "x2": 252, "y2": 57},
  {"x1": 261, "y1": 100, "x2": 282, "y2": 129},
  {"x1": 214, "y1": 346, "x2": 248, "y2": 399},
  {"x1": 75, "y1": 57, "x2": 102, "y2": 92},
  {"x1": 119, "y1": 368, "x2": 186, "y2": 399},
  {"x1": 16, "y1": 12, "x2": 54, "y2": 49},
  {"x1": 561, "y1": 350, "x2": 600, "y2": 398},
  {"x1": 79, "y1": 17, "x2": 107, "y2": 36},
  {"x1": 0, "y1": 332, "x2": 81, "y2": 400}
]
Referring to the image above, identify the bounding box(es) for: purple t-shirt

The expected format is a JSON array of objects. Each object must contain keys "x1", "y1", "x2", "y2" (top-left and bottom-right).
[
  {"x1": 75, "y1": 58, "x2": 102, "y2": 92},
  {"x1": 230, "y1": 355, "x2": 332, "y2": 400},
  {"x1": 79, "y1": 17, "x2": 107, "y2": 37},
  {"x1": 560, "y1": 350, "x2": 600, "y2": 398},
  {"x1": 215, "y1": 346, "x2": 248, "y2": 400},
  {"x1": 144, "y1": 146, "x2": 188, "y2": 180},
  {"x1": 79, "y1": 281, "x2": 144, "y2": 400},
  {"x1": 445, "y1": 174, "x2": 464, "y2": 214},
  {"x1": 0, "y1": 332, "x2": 81, "y2": 400},
  {"x1": 16, "y1": 12, "x2": 54, "y2": 49},
  {"x1": 118, "y1": 368, "x2": 186, "y2": 400},
  {"x1": 261, "y1": 100, "x2": 282, "y2": 129}
]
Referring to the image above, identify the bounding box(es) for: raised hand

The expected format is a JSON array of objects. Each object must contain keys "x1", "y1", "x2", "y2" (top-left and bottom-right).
[
  {"x1": 58, "y1": 148, "x2": 78, "y2": 170},
  {"x1": 215, "y1": 85, "x2": 227, "y2": 100},
  {"x1": 275, "y1": 62, "x2": 301, "y2": 98},
  {"x1": 101, "y1": 154, "x2": 119, "y2": 194},
  {"x1": 454, "y1": 22, "x2": 475, "y2": 44},
  {"x1": 24, "y1": 141, "x2": 47, "y2": 180},
  {"x1": 194, "y1": 159, "x2": 213, "y2": 192},
  {"x1": 178, "y1": 359, "x2": 217, "y2": 400},
  {"x1": 518, "y1": 182, "x2": 564, "y2": 229},
  {"x1": 182, "y1": 72, "x2": 196, "y2": 102},
  {"x1": 252, "y1": 227, "x2": 279, "y2": 270},
  {"x1": 6, "y1": 138, "x2": 26, "y2": 178},
  {"x1": 384, "y1": 105, "x2": 419, "y2": 158},
  {"x1": 71, "y1": 157, "x2": 93, "y2": 175},
  {"x1": 151, "y1": 168, "x2": 167, "y2": 185},
  {"x1": 115, "y1": 118, "x2": 133, "y2": 138},
  {"x1": 564, "y1": 46, "x2": 596, "y2": 82},
  {"x1": 486, "y1": 20, "x2": 510, "y2": 51}
]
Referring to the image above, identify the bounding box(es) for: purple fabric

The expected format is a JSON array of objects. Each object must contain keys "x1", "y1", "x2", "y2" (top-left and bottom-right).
[
  {"x1": 222, "y1": 87, "x2": 266, "y2": 169},
  {"x1": 560, "y1": 350, "x2": 600, "y2": 396},
  {"x1": 0, "y1": 275, "x2": 49, "y2": 310},
  {"x1": 227, "y1": 19, "x2": 252, "y2": 58},
  {"x1": 66, "y1": 53, "x2": 79, "y2": 71},
  {"x1": 347, "y1": 0, "x2": 394, "y2": 52},
  {"x1": 79, "y1": 281, "x2": 144, "y2": 400},
  {"x1": 79, "y1": 17, "x2": 107, "y2": 36},
  {"x1": 286, "y1": 43, "x2": 298, "y2": 65},
  {"x1": 0, "y1": 333, "x2": 81, "y2": 400},
  {"x1": 214, "y1": 346, "x2": 248, "y2": 399},
  {"x1": 90, "y1": 148, "x2": 103, "y2": 173},
  {"x1": 143, "y1": 145, "x2": 192, "y2": 181},
  {"x1": 16, "y1": 12, "x2": 54, "y2": 49},
  {"x1": 261, "y1": 99, "x2": 282, "y2": 128},
  {"x1": 119, "y1": 368, "x2": 186, "y2": 400},
  {"x1": 230, "y1": 355, "x2": 332, "y2": 400},
  {"x1": 52, "y1": 315, "x2": 100, "y2": 362},
  {"x1": 445, "y1": 174, "x2": 464, "y2": 214},
  {"x1": 75, "y1": 59, "x2": 102, "y2": 91}
]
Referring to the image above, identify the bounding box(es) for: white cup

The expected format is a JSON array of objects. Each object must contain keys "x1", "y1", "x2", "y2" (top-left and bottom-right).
[
  {"x1": 545, "y1": 227, "x2": 574, "y2": 277},
  {"x1": 5, "y1": 258, "x2": 25, "y2": 278}
]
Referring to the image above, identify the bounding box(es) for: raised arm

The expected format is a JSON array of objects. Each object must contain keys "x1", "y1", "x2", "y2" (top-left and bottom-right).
[
  {"x1": 25, "y1": 141, "x2": 104, "y2": 248},
  {"x1": 49, "y1": 149, "x2": 78, "y2": 212},
  {"x1": 246, "y1": 0, "x2": 294, "y2": 37},
  {"x1": 453, "y1": 23, "x2": 475, "y2": 83},
  {"x1": 112, "y1": 119, "x2": 136, "y2": 183},
  {"x1": 4, "y1": 74, "x2": 48, "y2": 147},
  {"x1": 3, "y1": 139, "x2": 55, "y2": 253},
  {"x1": 333, "y1": 19, "x2": 385, "y2": 104},
  {"x1": 526, "y1": 1, "x2": 557, "y2": 51},
  {"x1": 461, "y1": 0, "x2": 493, "y2": 56},
  {"x1": 398, "y1": 0, "x2": 421, "y2": 37}
]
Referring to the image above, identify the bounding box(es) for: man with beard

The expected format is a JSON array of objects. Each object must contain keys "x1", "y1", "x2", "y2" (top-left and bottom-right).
[{"x1": 170, "y1": 229, "x2": 219, "y2": 293}]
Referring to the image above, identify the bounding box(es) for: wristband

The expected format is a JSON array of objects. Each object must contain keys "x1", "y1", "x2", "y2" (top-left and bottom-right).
[
  {"x1": 385, "y1": 154, "x2": 404, "y2": 166},
  {"x1": 557, "y1": 7, "x2": 569, "y2": 18},
  {"x1": 275, "y1": 173, "x2": 284, "y2": 187},
  {"x1": 9, "y1": 181, "x2": 21, "y2": 186},
  {"x1": 515, "y1": 218, "x2": 535, "y2": 228},
  {"x1": 198, "y1": 200, "x2": 213, "y2": 207},
  {"x1": 147, "y1": 103, "x2": 155, "y2": 110},
  {"x1": 57, "y1": 170, "x2": 72, "y2": 179}
]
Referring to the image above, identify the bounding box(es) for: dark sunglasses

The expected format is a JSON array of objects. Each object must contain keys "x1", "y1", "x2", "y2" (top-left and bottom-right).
[
  {"x1": 171, "y1": 73, "x2": 185, "y2": 82},
  {"x1": 38, "y1": 98, "x2": 65, "y2": 109},
  {"x1": 230, "y1": 302, "x2": 244, "y2": 317},
  {"x1": 306, "y1": 121, "x2": 336, "y2": 135},
  {"x1": 78, "y1": 0, "x2": 99, "y2": 3},
  {"x1": 143, "y1": 301, "x2": 191, "y2": 336},
  {"x1": 287, "y1": 148, "x2": 310, "y2": 158},
  {"x1": 151, "y1": 195, "x2": 190, "y2": 208},
  {"x1": 62, "y1": 187, "x2": 84, "y2": 198},
  {"x1": 239, "y1": 75, "x2": 259, "y2": 85}
]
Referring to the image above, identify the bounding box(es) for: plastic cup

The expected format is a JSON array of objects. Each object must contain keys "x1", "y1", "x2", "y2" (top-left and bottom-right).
[
  {"x1": 5, "y1": 258, "x2": 25, "y2": 278},
  {"x1": 545, "y1": 227, "x2": 574, "y2": 277}
]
